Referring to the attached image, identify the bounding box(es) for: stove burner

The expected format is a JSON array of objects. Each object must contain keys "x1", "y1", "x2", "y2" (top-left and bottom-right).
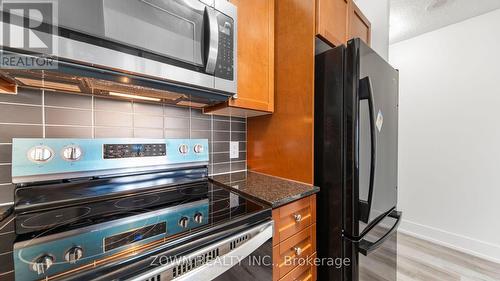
[
  {"x1": 21, "y1": 207, "x2": 92, "y2": 229},
  {"x1": 179, "y1": 186, "x2": 209, "y2": 196},
  {"x1": 114, "y1": 194, "x2": 161, "y2": 209}
]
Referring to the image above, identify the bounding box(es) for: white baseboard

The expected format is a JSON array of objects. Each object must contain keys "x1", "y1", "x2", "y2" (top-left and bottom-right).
[{"x1": 398, "y1": 219, "x2": 500, "y2": 264}]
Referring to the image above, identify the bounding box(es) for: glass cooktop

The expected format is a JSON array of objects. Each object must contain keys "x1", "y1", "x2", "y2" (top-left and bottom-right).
[{"x1": 14, "y1": 171, "x2": 270, "y2": 237}]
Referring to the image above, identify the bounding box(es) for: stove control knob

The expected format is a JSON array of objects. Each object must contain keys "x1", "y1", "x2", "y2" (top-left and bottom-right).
[
  {"x1": 28, "y1": 146, "x2": 53, "y2": 163},
  {"x1": 193, "y1": 212, "x2": 204, "y2": 224},
  {"x1": 193, "y1": 144, "x2": 204, "y2": 154},
  {"x1": 64, "y1": 247, "x2": 84, "y2": 264},
  {"x1": 178, "y1": 216, "x2": 189, "y2": 228},
  {"x1": 62, "y1": 145, "x2": 83, "y2": 161},
  {"x1": 32, "y1": 255, "x2": 54, "y2": 275},
  {"x1": 178, "y1": 144, "x2": 189, "y2": 155}
]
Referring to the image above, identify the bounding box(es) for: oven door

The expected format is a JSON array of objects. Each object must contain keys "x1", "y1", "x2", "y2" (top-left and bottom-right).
[
  {"x1": 213, "y1": 238, "x2": 273, "y2": 281},
  {"x1": 125, "y1": 220, "x2": 273, "y2": 281}
]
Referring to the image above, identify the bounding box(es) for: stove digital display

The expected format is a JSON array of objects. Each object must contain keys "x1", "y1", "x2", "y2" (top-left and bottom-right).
[
  {"x1": 103, "y1": 143, "x2": 166, "y2": 159},
  {"x1": 104, "y1": 222, "x2": 166, "y2": 252}
]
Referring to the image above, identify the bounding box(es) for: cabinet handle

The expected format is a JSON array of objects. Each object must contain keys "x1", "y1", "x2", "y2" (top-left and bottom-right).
[
  {"x1": 294, "y1": 214, "x2": 302, "y2": 223},
  {"x1": 294, "y1": 247, "x2": 303, "y2": 256}
]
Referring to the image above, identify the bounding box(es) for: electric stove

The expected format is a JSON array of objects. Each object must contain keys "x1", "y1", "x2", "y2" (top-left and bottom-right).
[{"x1": 10, "y1": 138, "x2": 271, "y2": 281}]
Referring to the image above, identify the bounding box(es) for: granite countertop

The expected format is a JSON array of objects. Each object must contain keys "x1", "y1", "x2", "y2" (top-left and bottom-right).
[
  {"x1": 210, "y1": 171, "x2": 320, "y2": 208},
  {"x1": 0, "y1": 171, "x2": 320, "y2": 218}
]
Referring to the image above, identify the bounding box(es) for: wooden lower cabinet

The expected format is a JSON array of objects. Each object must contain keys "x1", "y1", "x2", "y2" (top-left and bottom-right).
[
  {"x1": 280, "y1": 252, "x2": 317, "y2": 281},
  {"x1": 272, "y1": 195, "x2": 317, "y2": 281}
]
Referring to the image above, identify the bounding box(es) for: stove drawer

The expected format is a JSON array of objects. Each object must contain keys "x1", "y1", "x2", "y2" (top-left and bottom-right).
[
  {"x1": 273, "y1": 195, "x2": 316, "y2": 245},
  {"x1": 275, "y1": 223, "x2": 316, "y2": 279},
  {"x1": 280, "y1": 252, "x2": 317, "y2": 281}
]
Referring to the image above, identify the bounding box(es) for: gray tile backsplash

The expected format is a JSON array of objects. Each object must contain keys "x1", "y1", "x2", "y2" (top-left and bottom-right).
[
  {"x1": 0, "y1": 104, "x2": 42, "y2": 124},
  {"x1": 45, "y1": 126, "x2": 93, "y2": 138},
  {"x1": 0, "y1": 165, "x2": 11, "y2": 184},
  {"x1": 45, "y1": 108, "x2": 93, "y2": 126},
  {"x1": 0, "y1": 87, "x2": 247, "y2": 185},
  {"x1": 0, "y1": 88, "x2": 42, "y2": 105},
  {"x1": 0, "y1": 124, "x2": 43, "y2": 142},
  {"x1": 45, "y1": 91, "x2": 92, "y2": 109},
  {"x1": 0, "y1": 145, "x2": 11, "y2": 164}
]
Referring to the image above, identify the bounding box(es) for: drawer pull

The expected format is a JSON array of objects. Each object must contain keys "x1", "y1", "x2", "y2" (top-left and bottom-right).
[
  {"x1": 294, "y1": 214, "x2": 302, "y2": 223},
  {"x1": 294, "y1": 247, "x2": 303, "y2": 256}
]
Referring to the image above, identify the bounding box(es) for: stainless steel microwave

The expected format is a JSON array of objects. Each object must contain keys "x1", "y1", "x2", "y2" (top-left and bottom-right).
[{"x1": 0, "y1": 0, "x2": 237, "y2": 97}]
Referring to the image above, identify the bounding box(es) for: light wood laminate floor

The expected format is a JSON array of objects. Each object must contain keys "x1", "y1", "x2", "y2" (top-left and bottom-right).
[{"x1": 397, "y1": 232, "x2": 500, "y2": 281}]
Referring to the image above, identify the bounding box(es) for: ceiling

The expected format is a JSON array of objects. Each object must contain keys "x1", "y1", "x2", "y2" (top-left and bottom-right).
[{"x1": 390, "y1": 0, "x2": 500, "y2": 44}]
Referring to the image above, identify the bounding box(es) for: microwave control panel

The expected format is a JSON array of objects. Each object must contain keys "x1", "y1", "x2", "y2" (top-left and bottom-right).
[{"x1": 215, "y1": 13, "x2": 234, "y2": 81}]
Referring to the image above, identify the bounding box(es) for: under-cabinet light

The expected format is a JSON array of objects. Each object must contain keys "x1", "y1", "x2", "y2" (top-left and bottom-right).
[{"x1": 109, "y1": 92, "x2": 161, "y2": 102}]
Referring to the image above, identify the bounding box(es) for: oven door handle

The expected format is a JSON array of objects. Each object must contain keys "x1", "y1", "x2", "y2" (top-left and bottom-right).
[
  {"x1": 176, "y1": 221, "x2": 273, "y2": 281},
  {"x1": 126, "y1": 220, "x2": 273, "y2": 281}
]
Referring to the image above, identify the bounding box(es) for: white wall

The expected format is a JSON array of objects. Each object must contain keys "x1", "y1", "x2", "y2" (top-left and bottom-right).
[
  {"x1": 354, "y1": 0, "x2": 390, "y2": 60},
  {"x1": 390, "y1": 9, "x2": 500, "y2": 262}
]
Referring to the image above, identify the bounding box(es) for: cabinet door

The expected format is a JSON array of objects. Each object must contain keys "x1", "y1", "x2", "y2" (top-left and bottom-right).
[
  {"x1": 348, "y1": 1, "x2": 371, "y2": 45},
  {"x1": 228, "y1": 0, "x2": 274, "y2": 112},
  {"x1": 316, "y1": 0, "x2": 349, "y2": 46}
]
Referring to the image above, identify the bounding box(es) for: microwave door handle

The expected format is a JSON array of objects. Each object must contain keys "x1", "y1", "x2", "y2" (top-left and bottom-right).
[
  {"x1": 358, "y1": 210, "x2": 402, "y2": 256},
  {"x1": 358, "y1": 76, "x2": 376, "y2": 223},
  {"x1": 204, "y1": 6, "x2": 219, "y2": 74}
]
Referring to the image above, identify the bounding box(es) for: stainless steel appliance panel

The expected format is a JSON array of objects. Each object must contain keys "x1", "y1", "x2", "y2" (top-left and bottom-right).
[{"x1": 0, "y1": 0, "x2": 237, "y2": 95}]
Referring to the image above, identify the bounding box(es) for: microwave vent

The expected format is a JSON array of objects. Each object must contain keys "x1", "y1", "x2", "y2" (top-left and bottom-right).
[
  {"x1": 87, "y1": 79, "x2": 186, "y2": 102},
  {"x1": 16, "y1": 77, "x2": 82, "y2": 93}
]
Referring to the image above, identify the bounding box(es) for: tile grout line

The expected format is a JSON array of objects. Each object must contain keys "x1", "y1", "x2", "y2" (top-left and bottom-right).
[
  {"x1": 0, "y1": 122, "x2": 43, "y2": 126},
  {"x1": 211, "y1": 170, "x2": 246, "y2": 177},
  {"x1": 131, "y1": 100, "x2": 135, "y2": 137},
  {"x1": 0, "y1": 270, "x2": 14, "y2": 277},
  {"x1": 211, "y1": 150, "x2": 247, "y2": 155},
  {"x1": 212, "y1": 160, "x2": 245, "y2": 165},
  {"x1": 45, "y1": 105, "x2": 92, "y2": 111},
  {"x1": 0, "y1": 101, "x2": 41, "y2": 107},
  {"x1": 245, "y1": 116, "x2": 248, "y2": 171},
  {"x1": 43, "y1": 124, "x2": 93, "y2": 128},
  {"x1": 162, "y1": 104, "x2": 166, "y2": 138},
  {"x1": 210, "y1": 114, "x2": 214, "y2": 175},
  {"x1": 91, "y1": 95, "x2": 95, "y2": 138},
  {"x1": 229, "y1": 114, "x2": 232, "y2": 173},
  {"x1": 42, "y1": 86, "x2": 46, "y2": 138}
]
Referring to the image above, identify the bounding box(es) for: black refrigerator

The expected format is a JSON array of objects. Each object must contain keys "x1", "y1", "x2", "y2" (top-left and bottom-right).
[{"x1": 315, "y1": 38, "x2": 402, "y2": 281}]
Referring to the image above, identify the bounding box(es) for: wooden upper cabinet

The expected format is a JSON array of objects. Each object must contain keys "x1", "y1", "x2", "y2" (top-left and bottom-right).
[
  {"x1": 204, "y1": 0, "x2": 274, "y2": 117},
  {"x1": 347, "y1": 0, "x2": 371, "y2": 45},
  {"x1": 316, "y1": 0, "x2": 349, "y2": 46},
  {"x1": 315, "y1": 0, "x2": 371, "y2": 47}
]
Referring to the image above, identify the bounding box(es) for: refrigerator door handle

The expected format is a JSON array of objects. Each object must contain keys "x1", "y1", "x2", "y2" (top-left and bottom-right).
[
  {"x1": 358, "y1": 76, "x2": 377, "y2": 222},
  {"x1": 358, "y1": 210, "x2": 402, "y2": 256}
]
